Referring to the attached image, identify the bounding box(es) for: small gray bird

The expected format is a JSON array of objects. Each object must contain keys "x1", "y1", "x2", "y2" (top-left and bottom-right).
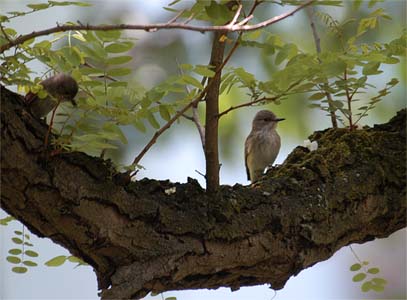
[
  {"x1": 245, "y1": 110, "x2": 285, "y2": 182},
  {"x1": 24, "y1": 73, "x2": 78, "y2": 118}
]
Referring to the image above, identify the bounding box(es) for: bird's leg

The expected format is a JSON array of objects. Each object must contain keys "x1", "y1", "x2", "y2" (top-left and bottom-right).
[{"x1": 44, "y1": 97, "x2": 62, "y2": 148}]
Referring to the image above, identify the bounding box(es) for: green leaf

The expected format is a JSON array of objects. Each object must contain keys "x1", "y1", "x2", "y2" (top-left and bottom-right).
[
  {"x1": 60, "y1": 47, "x2": 83, "y2": 66},
  {"x1": 23, "y1": 260, "x2": 38, "y2": 267},
  {"x1": 159, "y1": 105, "x2": 171, "y2": 121},
  {"x1": 352, "y1": 272, "x2": 367, "y2": 282},
  {"x1": 350, "y1": 263, "x2": 362, "y2": 271},
  {"x1": 8, "y1": 249, "x2": 22, "y2": 255},
  {"x1": 12, "y1": 266, "x2": 28, "y2": 274},
  {"x1": 48, "y1": 1, "x2": 92, "y2": 7},
  {"x1": 0, "y1": 216, "x2": 15, "y2": 226},
  {"x1": 34, "y1": 40, "x2": 52, "y2": 49},
  {"x1": 12, "y1": 237, "x2": 23, "y2": 244},
  {"x1": 168, "y1": 0, "x2": 181, "y2": 6},
  {"x1": 234, "y1": 67, "x2": 255, "y2": 86},
  {"x1": 7, "y1": 256, "x2": 21, "y2": 264},
  {"x1": 147, "y1": 112, "x2": 160, "y2": 129},
  {"x1": 370, "y1": 283, "x2": 385, "y2": 292},
  {"x1": 72, "y1": 32, "x2": 86, "y2": 42},
  {"x1": 332, "y1": 100, "x2": 344, "y2": 108},
  {"x1": 133, "y1": 120, "x2": 146, "y2": 133},
  {"x1": 107, "y1": 68, "x2": 132, "y2": 77},
  {"x1": 103, "y1": 123, "x2": 128, "y2": 144},
  {"x1": 367, "y1": 267, "x2": 380, "y2": 274},
  {"x1": 80, "y1": 67, "x2": 105, "y2": 76},
  {"x1": 165, "y1": 297, "x2": 177, "y2": 300},
  {"x1": 361, "y1": 281, "x2": 372, "y2": 292},
  {"x1": 387, "y1": 78, "x2": 399, "y2": 86},
  {"x1": 106, "y1": 56, "x2": 133, "y2": 65},
  {"x1": 45, "y1": 255, "x2": 67, "y2": 267},
  {"x1": 309, "y1": 93, "x2": 326, "y2": 100},
  {"x1": 0, "y1": 15, "x2": 9, "y2": 22},
  {"x1": 205, "y1": 1, "x2": 234, "y2": 25},
  {"x1": 105, "y1": 42, "x2": 133, "y2": 53},
  {"x1": 95, "y1": 30, "x2": 121, "y2": 42},
  {"x1": 362, "y1": 62, "x2": 382, "y2": 75},
  {"x1": 27, "y1": 3, "x2": 51, "y2": 10},
  {"x1": 194, "y1": 65, "x2": 215, "y2": 77},
  {"x1": 108, "y1": 81, "x2": 128, "y2": 88},
  {"x1": 0, "y1": 216, "x2": 14, "y2": 225},
  {"x1": 181, "y1": 75, "x2": 204, "y2": 89},
  {"x1": 67, "y1": 256, "x2": 86, "y2": 264},
  {"x1": 353, "y1": 0, "x2": 363, "y2": 9},
  {"x1": 371, "y1": 277, "x2": 388, "y2": 285},
  {"x1": 14, "y1": 230, "x2": 23, "y2": 235},
  {"x1": 25, "y1": 250, "x2": 39, "y2": 257}
]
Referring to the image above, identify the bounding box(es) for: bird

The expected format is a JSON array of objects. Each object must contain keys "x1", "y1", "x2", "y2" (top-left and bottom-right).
[
  {"x1": 24, "y1": 73, "x2": 78, "y2": 118},
  {"x1": 244, "y1": 110, "x2": 285, "y2": 182}
]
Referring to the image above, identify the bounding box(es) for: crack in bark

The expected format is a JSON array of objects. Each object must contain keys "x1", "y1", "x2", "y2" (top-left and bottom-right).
[{"x1": 1, "y1": 85, "x2": 406, "y2": 299}]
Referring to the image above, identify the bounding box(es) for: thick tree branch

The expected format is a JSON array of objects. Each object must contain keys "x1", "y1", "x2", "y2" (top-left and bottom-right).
[
  {"x1": 1, "y1": 86, "x2": 405, "y2": 300},
  {"x1": 0, "y1": 0, "x2": 314, "y2": 54}
]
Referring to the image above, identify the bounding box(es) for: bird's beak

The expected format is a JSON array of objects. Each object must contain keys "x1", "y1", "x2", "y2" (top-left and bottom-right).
[
  {"x1": 70, "y1": 99, "x2": 77, "y2": 107},
  {"x1": 276, "y1": 118, "x2": 285, "y2": 122}
]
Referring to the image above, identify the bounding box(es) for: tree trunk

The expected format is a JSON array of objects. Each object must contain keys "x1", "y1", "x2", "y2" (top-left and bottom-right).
[{"x1": 1, "y1": 85, "x2": 405, "y2": 299}]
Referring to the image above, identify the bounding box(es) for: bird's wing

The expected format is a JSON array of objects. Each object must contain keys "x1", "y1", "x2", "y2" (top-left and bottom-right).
[{"x1": 244, "y1": 137, "x2": 251, "y2": 181}]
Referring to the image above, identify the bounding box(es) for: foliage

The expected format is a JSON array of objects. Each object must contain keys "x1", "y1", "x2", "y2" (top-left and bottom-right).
[
  {"x1": 350, "y1": 261, "x2": 387, "y2": 293},
  {"x1": 4, "y1": 225, "x2": 38, "y2": 274},
  {"x1": 45, "y1": 255, "x2": 87, "y2": 268}
]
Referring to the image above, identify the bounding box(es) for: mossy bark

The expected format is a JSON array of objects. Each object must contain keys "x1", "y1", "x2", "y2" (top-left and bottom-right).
[{"x1": 1, "y1": 85, "x2": 405, "y2": 299}]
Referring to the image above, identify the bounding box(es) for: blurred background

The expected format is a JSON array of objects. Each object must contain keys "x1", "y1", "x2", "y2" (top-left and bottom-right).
[{"x1": 1, "y1": 0, "x2": 405, "y2": 299}]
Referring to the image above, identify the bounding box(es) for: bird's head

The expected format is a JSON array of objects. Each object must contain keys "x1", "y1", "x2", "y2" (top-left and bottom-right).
[{"x1": 251, "y1": 110, "x2": 285, "y2": 131}]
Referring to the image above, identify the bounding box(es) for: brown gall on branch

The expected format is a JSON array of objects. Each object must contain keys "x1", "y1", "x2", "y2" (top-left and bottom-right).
[
  {"x1": 1, "y1": 85, "x2": 405, "y2": 299},
  {"x1": 0, "y1": 0, "x2": 314, "y2": 54}
]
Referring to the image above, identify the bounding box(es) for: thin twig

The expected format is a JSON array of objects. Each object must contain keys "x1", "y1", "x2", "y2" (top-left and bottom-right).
[
  {"x1": 237, "y1": 15, "x2": 254, "y2": 26},
  {"x1": 343, "y1": 68, "x2": 354, "y2": 129},
  {"x1": 229, "y1": 4, "x2": 243, "y2": 26},
  {"x1": 218, "y1": 96, "x2": 279, "y2": 118},
  {"x1": 175, "y1": 58, "x2": 206, "y2": 150},
  {"x1": 218, "y1": 80, "x2": 302, "y2": 118},
  {"x1": 0, "y1": 0, "x2": 314, "y2": 53}
]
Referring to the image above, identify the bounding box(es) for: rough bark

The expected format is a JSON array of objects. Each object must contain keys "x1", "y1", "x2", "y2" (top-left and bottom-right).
[{"x1": 1, "y1": 85, "x2": 405, "y2": 299}]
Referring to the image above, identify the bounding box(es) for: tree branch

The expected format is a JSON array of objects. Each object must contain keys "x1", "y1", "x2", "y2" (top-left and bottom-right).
[
  {"x1": 0, "y1": 0, "x2": 314, "y2": 54},
  {"x1": 1, "y1": 85, "x2": 405, "y2": 299},
  {"x1": 204, "y1": 31, "x2": 226, "y2": 193},
  {"x1": 218, "y1": 80, "x2": 302, "y2": 118}
]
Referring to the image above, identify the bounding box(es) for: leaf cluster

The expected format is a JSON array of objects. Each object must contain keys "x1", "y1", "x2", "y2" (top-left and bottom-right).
[{"x1": 350, "y1": 261, "x2": 388, "y2": 293}]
